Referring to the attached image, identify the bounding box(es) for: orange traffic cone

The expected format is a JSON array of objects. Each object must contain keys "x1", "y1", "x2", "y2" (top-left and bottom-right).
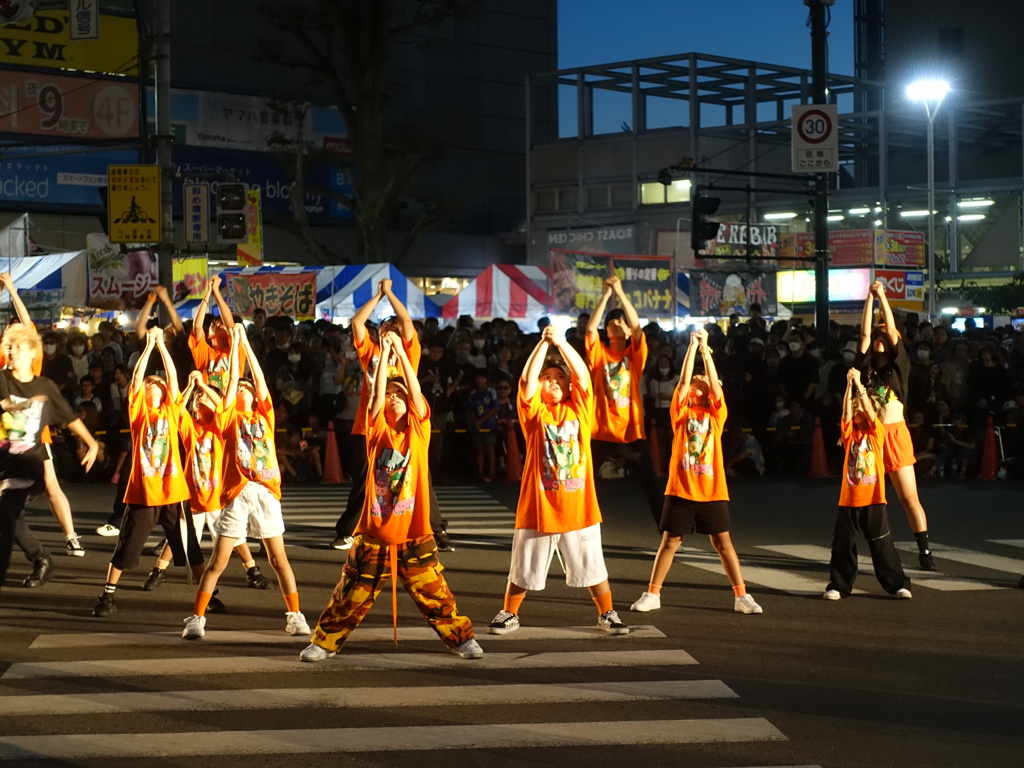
[
  {"x1": 504, "y1": 424, "x2": 523, "y2": 482},
  {"x1": 809, "y1": 417, "x2": 828, "y2": 477},
  {"x1": 979, "y1": 416, "x2": 999, "y2": 480},
  {"x1": 321, "y1": 420, "x2": 344, "y2": 484},
  {"x1": 648, "y1": 418, "x2": 666, "y2": 477}
]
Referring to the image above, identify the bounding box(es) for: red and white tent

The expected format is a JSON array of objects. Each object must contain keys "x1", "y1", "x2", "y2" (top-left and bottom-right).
[{"x1": 440, "y1": 264, "x2": 549, "y2": 321}]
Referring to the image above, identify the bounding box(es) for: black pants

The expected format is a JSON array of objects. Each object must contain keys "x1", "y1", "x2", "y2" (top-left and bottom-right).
[
  {"x1": 827, "y1": 504, "x2": 910, "y2": 595},
  {"x1": 334, "y1": 433, "x2": 446, "y2": 539},
  {"x1": 591, "y1": 438, "x2": 663, "y2": 528},
  {"x1": 109, "y1": 502, "x2": 202, "y2": 572},
  {"x1": 0, "y1": 487, "x2": 33, "y2": 589}
]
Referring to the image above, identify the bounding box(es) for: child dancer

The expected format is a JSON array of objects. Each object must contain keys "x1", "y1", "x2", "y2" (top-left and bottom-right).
[
  {"x1": 301, "y1": 331, "x2": 480, "y2": 661},
  {"x1": 630, "y1": 330, "x2": 763, "y2": 615},
  {"x1": 182, "y1": 326, "x2": 308, "y2": 638},
  {"x1": 488, "y1": 324, "x2": 629, "y2": 636},
  {"x1": 824, "y1": 368, "x2": 912, "y2": 600}
]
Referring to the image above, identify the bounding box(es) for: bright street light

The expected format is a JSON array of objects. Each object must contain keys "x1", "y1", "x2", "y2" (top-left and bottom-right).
[{"x1": 907, "y1": 77, "x2": 951, "y2": 320}]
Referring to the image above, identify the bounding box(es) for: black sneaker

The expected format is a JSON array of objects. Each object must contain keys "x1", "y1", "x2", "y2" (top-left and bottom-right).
[
  {"x1": 207, "y1": 590, "x2": 228, "y2": 614},
  {"x1": 918, "y1": 552, "x2": 938, "y2": 572},
  {"x1": 246, "y1": 566, "x2": 273, "y2": 590},
  {"x1": 92, "y1": 594, "x2": 117, "y2": 617},
  {"x1": 488, "y1": 610, "x2": 519, "y2": 634},
  {"x1": 142, "y1": 567, "x2": 166, "y2": 591},
  {"x1": 435, "y1": 531, "x2": 455, "y2": 552},
  {"x1": 597, "y1": 610, "x2": 630, "y2": 635},
  {"x1": 23, "y1": 555, "x2": 54, "y2": 588}
]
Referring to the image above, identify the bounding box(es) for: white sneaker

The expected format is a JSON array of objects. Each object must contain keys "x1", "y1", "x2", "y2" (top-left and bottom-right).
[
  {"x1": 894, "y1": 588, "x2": 913, "y2": 599},
  {"x1": 182, "y1": 614, "x2": 206, "y2": 639},
  {"x1": 95, "y1": 524, "x2": 119, "y2": 537},
  {"x1": 299, "y1": 643, "x2": 336, "y2": 662},
  {"x1": 596, "y1": 610, "x2": 630, "y2": 635},
  {"x1": 330, "y1": 536, "x2": 355, "y2": 551},
  {"x1": 450, "y1": 638, "x2": 484, "y2": 659},
  {"x1": 488, "y1": 610, "x2": 520, "y2": 635},
  {"x1": 734, "y1": 594, "x2": 763, "y2": 614},
  {"x1": 65, "y1": 535, "x2": 85, "y2": 557},
  {"x1": 285, "y1": 611, "x2": 311, "y2": 636},
  {"x1": 823, "y1": 589, "x2": 842, "y2": 601},
  {"x1": 630, "y1": 591, "x2": 661, "y2": 612}
]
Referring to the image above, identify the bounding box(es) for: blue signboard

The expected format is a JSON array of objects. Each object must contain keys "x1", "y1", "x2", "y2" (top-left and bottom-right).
[{"x1": 0, "y1": 145, "x2": 139, "y2": 208}]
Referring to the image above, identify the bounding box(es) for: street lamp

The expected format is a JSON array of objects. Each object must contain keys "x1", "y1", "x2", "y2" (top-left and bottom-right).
[{"x1": 906, "y1": 78, "x2": 951, "y2": 320}]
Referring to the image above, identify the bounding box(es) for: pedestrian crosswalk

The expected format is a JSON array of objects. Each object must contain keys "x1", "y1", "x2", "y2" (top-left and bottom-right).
[{"x1": 0, "y1": 624, "x2": 817, "y2": 765}]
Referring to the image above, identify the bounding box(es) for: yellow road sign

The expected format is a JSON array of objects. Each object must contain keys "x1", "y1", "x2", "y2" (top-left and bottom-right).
[{"x1": 108, "y1": 165, "x2": 160, "y2": 244}]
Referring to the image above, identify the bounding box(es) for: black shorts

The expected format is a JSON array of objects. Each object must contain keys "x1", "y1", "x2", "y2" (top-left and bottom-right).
[
  {"x1": 660, "y1": 496, "x2": 731, "y2": 536},
  {"x1": 109, "y1": 502, "x2": 202, "y2": 571}
]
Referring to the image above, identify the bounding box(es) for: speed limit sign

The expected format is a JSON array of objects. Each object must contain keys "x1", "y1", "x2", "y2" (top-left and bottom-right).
[{"x1": 792, "y1": 103, "x2": 838, "y2": 173}]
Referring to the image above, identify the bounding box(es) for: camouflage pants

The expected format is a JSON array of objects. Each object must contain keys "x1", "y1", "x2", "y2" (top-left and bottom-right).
[{"x1": 311, "y1": 535, "x2": 474, "y2": 652}]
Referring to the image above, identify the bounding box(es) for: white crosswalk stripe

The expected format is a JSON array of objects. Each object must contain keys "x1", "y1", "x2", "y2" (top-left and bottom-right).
[{"x1": 0, "y1": 625, "x2": 812, "y2": 764}]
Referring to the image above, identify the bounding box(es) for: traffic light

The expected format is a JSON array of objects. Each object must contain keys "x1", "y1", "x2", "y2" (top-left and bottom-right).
[
  {"x1": 216, "y1": 182, "x2": 248, "y2": 244},
  {"x1": 690, "y1": 187, "x2": 722, "y2": 255},
  {"x1": 0, "y1": 0, "x2": 36, "y2": 24}
]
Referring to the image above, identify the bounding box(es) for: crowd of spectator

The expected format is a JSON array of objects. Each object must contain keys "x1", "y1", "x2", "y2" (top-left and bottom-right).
[{"x1": 34, "y1": 302, "x2": 1024, "y2": 486}]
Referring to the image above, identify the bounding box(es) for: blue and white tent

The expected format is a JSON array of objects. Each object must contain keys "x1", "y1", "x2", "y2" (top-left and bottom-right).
[
  {"x1": 677, "y1": 271, "x2": 690, "y2": 316},
  {"x1": 315, "y1": 263, "x2": 440, "y2": 320}
]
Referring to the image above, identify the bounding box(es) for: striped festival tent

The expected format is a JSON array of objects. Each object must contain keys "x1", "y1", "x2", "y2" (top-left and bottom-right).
[
  {"x1": 439, "y1": 264, "x2": 549, "y2": 321},
  {"x1": 315, "y1": 263, "x2": 440, "y2": 320}
]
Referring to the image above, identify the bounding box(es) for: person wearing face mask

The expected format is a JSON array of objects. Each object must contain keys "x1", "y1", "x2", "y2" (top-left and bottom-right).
[
  {"x1": 646, "y1": 354, "x2": 676, "y2": 475},
  {"x1": 67, "y1": 332, "x2": 92, "y2": 387},
  {"x1": 907, "y1": 341, "x2": 938, "y2": 413},
  {"x1": 467, "y1": 333, "x2": 488, "y2": 370},
  {"x1": 585, "y1": 276, "x2": 661, "y2": 527},
  {"x1": 777, "y1": 331, "x2": 819, "y2": 409},
  {"x1": 40, "y1": 330, "x2": 77, "y2": 401}
]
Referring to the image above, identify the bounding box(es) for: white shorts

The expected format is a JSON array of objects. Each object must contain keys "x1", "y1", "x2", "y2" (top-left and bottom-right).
[
  {"x1": 507, "y1": 524, "x2": 609, "y2": 591},
  {"x1": 215, "y1": 482, "x2": 285, "y2": 540},
  {"x1": 193, "y1": 509, "x2": 245, "y2": 547}
]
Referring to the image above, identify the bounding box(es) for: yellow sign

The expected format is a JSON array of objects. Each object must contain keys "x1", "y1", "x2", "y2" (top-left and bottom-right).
[
  {"x1": 236, "y1": 187, "x2": 264, "y2": 267},
  {"x1": 107, "y1": 165, "x2": 161, "y2": 244},
  {"x1": 0, "y1": 12, "x2": 139, "y2": 75}
]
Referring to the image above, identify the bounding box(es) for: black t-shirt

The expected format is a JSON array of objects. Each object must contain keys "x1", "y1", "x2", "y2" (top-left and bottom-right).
[
  {"x1": 859, "y1": 337, "x2": 910, "y2": 403},
  {"x1": 0, "y1": 370, "x2": 78, "y2": 490}
]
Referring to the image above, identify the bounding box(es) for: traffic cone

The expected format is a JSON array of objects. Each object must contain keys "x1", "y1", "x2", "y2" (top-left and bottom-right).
[
  {"x1": 979, "y1": 416, "x2": 999, "y2": 480},
  {"x1": 321, "y1": 420, "x2": 344, "y2": 484},
  {"x1": 809, "y1": 417, "x2": 828, "y2": 477},
  {"x1": 504, "y1": 424, "x2": 523, "y2": 482},
  {"x1": 648, "y1": 418, "x2": 666, "y2": 477}
]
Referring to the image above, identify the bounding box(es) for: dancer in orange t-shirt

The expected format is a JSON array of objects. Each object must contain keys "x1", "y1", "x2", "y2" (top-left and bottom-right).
[
  {"x1": 301, "y1": 331, "x2": 480, "y2": 661},
  {"x1": 488, "y1": 325, "x2": 629, "y2": 637},
  {"x1": 585, "y1": 275, "x2": 662, "y2": 526},
  {"x1": 93, "y1": 328, "x2": 203, "y2": 618},
  {"x1": 823, "y1": 367, "x2": 911, "y2": 600},
  {"x1": 630, "y1": 329, "x2": 763, "y2": 616}
]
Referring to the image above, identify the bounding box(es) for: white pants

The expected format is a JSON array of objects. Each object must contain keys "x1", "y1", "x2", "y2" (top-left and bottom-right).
[{"x1": 507, "y1": 524, "x2": 608, "y2": 591}]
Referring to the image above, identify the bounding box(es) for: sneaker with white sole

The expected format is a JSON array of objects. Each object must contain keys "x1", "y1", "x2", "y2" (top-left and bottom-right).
[
  {"x1": 285, "y1": 611, "x2": 311, "y2": 636},
  {"x1": 597, "y1": 610, "x2": 629, "y2": 635},
  {"x1": 182, "y1": 614, "x2": 206, "y2": 639},
  {"x1": 823, "y1": 589, "x2": 842, "y2": 601},
  {"x1": 894, "y1": 588, "x2": 913, "y2": 599},
  {"x1": 488, "y1": 610, "x2": 520, "y2": 635},
  {"x1": 95, "y1": 524, "x2": 119, "y2": 537},
  {"x1": 450, "y1": 638, "x2": 484, "y2": 659},
  {"x1": 734, "y1": 594, "x2": 763, "y2": 614},
  {"x1": 630, "y1": 591, "x2": 661, "y2": 612},
  {"x1": 300, "y1": 643, "x2": 336, "y2": 662},
  {"x1": 330, "y1": 536, "x2": 354, "y2": 551},
  {"x1": 65, "y1": 535, "x2": 85, "y2": 557}
]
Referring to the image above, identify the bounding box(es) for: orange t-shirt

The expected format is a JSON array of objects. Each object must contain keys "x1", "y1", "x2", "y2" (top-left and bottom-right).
[
  {"x1": 515, "y1": 381, "x2": 602, "y2": 533},
  {"x1": 663, "y1": 392, "x2": 729, "y2": 502},
  {"x1": 188, "y1": 333, "x2": 244, "y2": 392},
  {"x1": 356, "y1": 403, "x2": 434, "y2": 544},
  {"x1": 222, "y1": 392, "x2": 282, "y2": 502},
  {"x1": 179, "y1": 406, "x2": 232, "y2": 513},
  {"x1": 352, "y1": 332, "x2": 421, "y2": 436},
  {"x1": 122, "y1": 388, "x2": 190, "y2": 507},
  {"x1": 839, "y1": 416, "x2": 886, "y2": 507},
  {"x1": 585, "y1": 333, "x2": 647, "y2": 442}
]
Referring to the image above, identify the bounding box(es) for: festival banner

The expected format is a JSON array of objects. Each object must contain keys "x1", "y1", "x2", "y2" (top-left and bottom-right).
[
  {"x1": 696, "y1": 221, "x2": 780, "y2": 266},
  {"x1": 549, "y1": 249, "x2": 607, "y2": 313},
  {"x1": 689, "y1": 270, "x2": 777, "y2": 317},
  {"x1": 224, "y1": 271, "x2": 318, "y2": 320},
  {"x1": 779, "y1": 229, "x2": 874, "y2": 268},
  {"x1": 612, "y1": 257, "x2": 674, "y2": 316},
  {"x1": 236, "y1": 187, "x2": 264, "y2": 267},
  {"x1": 85, "y1": 232, "x2": 158, "y2": 309},
  {"x1": 172, "y1": 257, "x2": 209, "y2": 303},
  {"x1": 875, "y1": 230, "x2": 925, "y2": 267}
]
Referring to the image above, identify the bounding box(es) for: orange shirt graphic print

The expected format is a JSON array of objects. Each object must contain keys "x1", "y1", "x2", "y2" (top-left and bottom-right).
[
  {"x1": 602, "y1": 358, "x2": 631, "y2": 409},
  {"x1": 541, "y1": 419, "x2": 586, "y2": 492},
  {"x1": 683, "y1": 414, "x2": 714, "y2": 476},
  {"x1": 845, "y1": 435, "x2": 878, "y2": 487},
  {"x1": 370, "y1": 446, "x2": 414, "y2": 521},
  {"x1": 142, "y1": 415, "x2": 172, "y2": 477}
]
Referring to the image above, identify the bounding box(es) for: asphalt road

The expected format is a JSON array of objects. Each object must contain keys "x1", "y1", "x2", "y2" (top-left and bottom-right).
[{"x1": 1, "y1": 475, "x2": 1022, "y2": 768}]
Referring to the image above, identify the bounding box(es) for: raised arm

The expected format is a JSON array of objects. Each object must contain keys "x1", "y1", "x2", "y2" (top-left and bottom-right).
[
  {"x1": 155, "y1": 285, "x2": 184, "y2": 333},
  {"x1": 369, "y1": 332, "x2": 394, "y2": 420},
  {"x1": 546, "y1": 325, "x2": 590, "y2": 393},
  {"x1": 131, "y1": 329, "x2": 158, "y2": 395},
  {"x1": 210, "y1": 274, "x2": 235, "y2": 331},
  {"x1": 698, "y1": 330, "x2": 724, "y2": 402},
  {"x1": 609, "y1": 275, "x2": 642, "y2": 339},
  {"x1": 0, "y1": 272, "x2": 33, "y2": 326},
  {"x1": 872, "y1": 281, "x2": 900, "y2": 345},
  {"x1": 676, "y1": 332, "x2": 701, "y2": 406},
  {"x1": 586, "y1": 282, "x2": 613, "y2": 341},
  {"x1": 224, "y1": 326, "x2": 243, "y2": 405},
  {"x1": 842, "y1": 368, "x2": 855, "y2": 423},
  {"x1": 235, "y1": 323, "x2": 269, "y2": 401},
  {"x1": 136, "y1": 290, "x2": 158, "y2": 340},
  {"x1": 849, "y1": 366, "x2": 876, "y2": 423},
  {"x1": 520, "y1": 333, "x2": 553, "y2": 401},
  {"x1": 153, "y1": 328, "x2": 179, "y2": 400},
  {"x1": 351, "y1": 282, "x2": 384, "y2": 347},
  {"x1": 192, "y1": 279, "x2": 214, "y2": 343},
  {"x1": 389, "y1": 331, "x2": 426, "y2": 418},
  {"x1": 380, "y1": 278, "x2": 415, "y2": 342}
]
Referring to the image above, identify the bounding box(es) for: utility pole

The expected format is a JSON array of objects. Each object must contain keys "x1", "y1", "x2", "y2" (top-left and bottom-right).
[
  {"x1": 808, "y1": 0, "x2": 831, "y2": 345},
  {"x1": 153, "y1": 0, "x2": 174, "y2": 316}
]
